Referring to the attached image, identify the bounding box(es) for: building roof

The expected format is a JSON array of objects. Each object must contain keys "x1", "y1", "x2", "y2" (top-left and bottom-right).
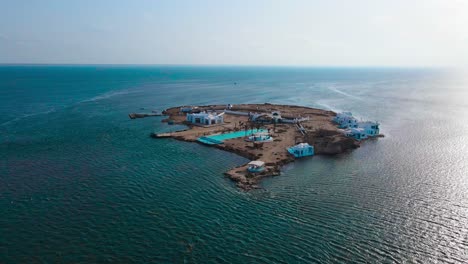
[
  {"x1": 291, "y1": 143, "x2": 312, "y2": 149},
  {"x1": 350, "y1": 128, "x2": 365, "y2": 133},
  {"x1": 188, "y1": 111, "x2": 223, "y2": 118},
  {"x1": 248, "y1": 160, "x2": 265, "y2": 167}
]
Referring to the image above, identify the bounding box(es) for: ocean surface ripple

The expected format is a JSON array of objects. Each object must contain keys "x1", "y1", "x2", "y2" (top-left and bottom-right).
[{"x1": 1, "y1": 66, "x2": 468, "y2": 263}]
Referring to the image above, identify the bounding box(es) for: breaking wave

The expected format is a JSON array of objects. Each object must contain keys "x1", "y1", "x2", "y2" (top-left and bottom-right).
[
  {"x1": 326, "y1": 85, "x2": 363, "y2": 101},
  {"x1": 0, "y1": 108, "x2": 57, "y2": 127},
  {"x1": 1, "y1": 89, "x2": 137, "y2": 127},
  {"x1": 79, "y1": 89, "x2": 138, "y2": 103}
]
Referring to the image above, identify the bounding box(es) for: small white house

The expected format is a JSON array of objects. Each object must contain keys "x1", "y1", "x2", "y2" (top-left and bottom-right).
[
  {"x1": 333, "y1": 112, "x2": 352, "y2": 123},
  {"x1": 180, "y1": 106, "x2": 197, "y2": 113},
  {"x1": 342, "y1": 117, "x2": 359, "y2": 129},
  {"x1": 358, "y1": 121, "x2": 380, "y2": 136},
  {"x1": 271, "y1": 111, "x2": 282, "y2": 122},
  {"x1": 247, "y1": 160, "x2": 265, "y2": 173},
  {"x1": 344, "y1": 128, "x2": 367, "y2": 140},
  {"x1": 334, "y1": 112, "x2": 359, "y2": 129},
  {"x1": 287, "y1": 143, "x2": 314, "y2": 158},
  {"x1": 186, "y1": 111, "x2": 224, "y2": 125},
  {"x1": 335, "y1": 112, "x2": 380, "y2": 138}
]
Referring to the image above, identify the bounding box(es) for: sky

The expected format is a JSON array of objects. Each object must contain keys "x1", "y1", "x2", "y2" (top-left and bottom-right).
[{"x1": 0, "y1": 0, "x2": 467, "y2": 67}]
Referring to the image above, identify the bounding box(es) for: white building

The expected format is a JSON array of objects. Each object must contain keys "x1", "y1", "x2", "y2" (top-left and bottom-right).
[
  {"x1": 245, "y1": 132, "x2": 273, "y2": 142},
  {"x1": 180, "y1": 106, "x2": 197, "y2": 113},
  {"x1": 344, "y1": 128, "x2": 368, "y2": 140},
  {"x1": 251, "y1": 111, "x2": 282, "y2": 123},
  {"x1": 333, "y1": 112, "x2": 352, "y2": 123},
  {"x1": 271, "y1": 111, "x2": 282, "y2": 122},
  {"x1": 287, "y1": 143, "x2": 314, "y2": 158},
  {"x1": 358, "y1": 121, "x2": 380, "y2": 136},
  {"x1": 186, "y1": 111, "x2": 224, "y2": 125},
  {"x1": 335, "y1": 112, "x2": 380, "y2": 139},
  {"x1": 333, "y1": 112, "x2": 359, "y2": 129},
  {"x1": 247, "y1": 160, "x2": 266, "y2": 173}
]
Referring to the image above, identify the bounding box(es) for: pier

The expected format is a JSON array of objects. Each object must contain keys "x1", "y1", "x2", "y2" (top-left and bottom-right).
[
  {"x1": 129, "y1": 112, "x2": 163, "y2": 119},
  {"x1": 151, "y1": 132, "x2": 172, "y2": 138}
]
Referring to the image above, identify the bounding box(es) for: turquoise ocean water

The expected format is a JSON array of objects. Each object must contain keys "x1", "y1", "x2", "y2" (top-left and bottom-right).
[{"x1": 1, "y1": 65, "x2": 468, "y2": 263}]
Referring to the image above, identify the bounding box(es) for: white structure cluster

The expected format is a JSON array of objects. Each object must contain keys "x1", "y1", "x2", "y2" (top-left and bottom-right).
[
  {"x1": 245, "y1": 132, "x2": 273, "y2": 142},
  {"x1": 186, "y1": 111, "x2": 225, "y2": 126},
  {"x1": 250, "y1": 111, "x2": 282, "y2": 123},
  {"x1": 333, "y1": 112, "x2": 380, "y2": 140}
]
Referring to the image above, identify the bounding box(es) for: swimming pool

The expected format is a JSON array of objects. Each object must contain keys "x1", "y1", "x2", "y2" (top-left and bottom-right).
[{"x1": 197, "y1": 129, "x2": 266, "y2": 145}]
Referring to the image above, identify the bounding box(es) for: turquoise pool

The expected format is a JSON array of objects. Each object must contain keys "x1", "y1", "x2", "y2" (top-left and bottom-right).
[{"x1": 198, "y1": 129, "x2": 266, "y2": 145}]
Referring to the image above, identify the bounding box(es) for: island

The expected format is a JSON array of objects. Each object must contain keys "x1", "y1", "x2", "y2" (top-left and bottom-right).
[{"x1": 147, "y1": 103, "x2": 381, "y2": 190}]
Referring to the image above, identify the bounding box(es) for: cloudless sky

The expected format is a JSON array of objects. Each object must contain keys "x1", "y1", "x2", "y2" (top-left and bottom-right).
[{"x1": 1, "y1": 0, "x2": 467, "y2": 67}]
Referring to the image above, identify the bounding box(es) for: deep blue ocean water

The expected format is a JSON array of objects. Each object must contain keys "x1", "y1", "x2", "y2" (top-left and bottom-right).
[{"x1": 1, "y1": 65, "x2": 467, "y2": 263}]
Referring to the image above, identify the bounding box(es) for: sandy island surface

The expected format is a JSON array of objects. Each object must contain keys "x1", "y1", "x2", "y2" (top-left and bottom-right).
[{"x1": 152, "y1": 104, "x2": 363, "y2": 190}]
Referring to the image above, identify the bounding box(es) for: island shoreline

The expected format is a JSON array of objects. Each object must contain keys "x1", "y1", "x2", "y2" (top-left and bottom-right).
[{"x1": 146, "y1": 103, "x2": 380, "y2": 190}]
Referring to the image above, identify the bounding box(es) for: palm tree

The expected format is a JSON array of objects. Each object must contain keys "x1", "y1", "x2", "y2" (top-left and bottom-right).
[{"x1": 255, "y1": 123, "x2": 261, "y2": 131}]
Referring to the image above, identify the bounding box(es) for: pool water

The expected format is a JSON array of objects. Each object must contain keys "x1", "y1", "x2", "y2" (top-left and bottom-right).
[{"x1": 197, "y1": 129, "x2": 266, "y2": 144}]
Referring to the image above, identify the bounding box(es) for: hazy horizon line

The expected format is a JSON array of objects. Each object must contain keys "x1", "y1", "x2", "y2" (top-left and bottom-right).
[{"x1": 0, "y1": 62, "x2": 453, "y2": 70}]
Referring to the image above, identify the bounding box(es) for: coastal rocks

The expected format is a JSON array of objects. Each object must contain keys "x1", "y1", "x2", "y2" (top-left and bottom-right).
[
  {"x1": 309, "y1": 129, "x2": 360, "y2": 155},
  {"x1": 322, "y1": 136, "x2": 359, "y2": 155},
  {"x1": 225, "y1": 164, "x2": 281, "y2": 190},
  {"x1": 218, "y1": 145, "x2": 258, "y2": 160}
]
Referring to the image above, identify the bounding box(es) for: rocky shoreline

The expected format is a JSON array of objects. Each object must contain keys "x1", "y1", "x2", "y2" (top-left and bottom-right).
[{"x1": 149, "y1": 103, "x2": 375, "y2": 190}]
